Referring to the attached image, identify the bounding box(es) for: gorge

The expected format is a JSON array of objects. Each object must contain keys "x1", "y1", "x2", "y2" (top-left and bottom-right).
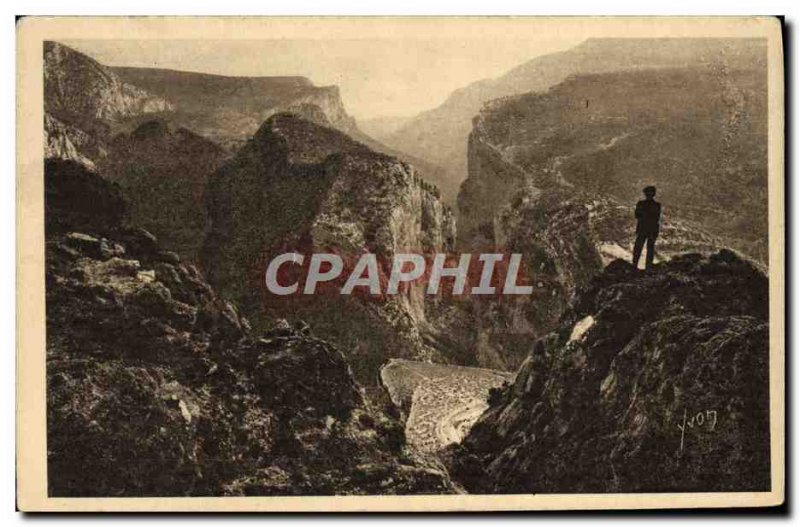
[{"x1": 43, "y1": 38, "x2": 771, "y2": 496}]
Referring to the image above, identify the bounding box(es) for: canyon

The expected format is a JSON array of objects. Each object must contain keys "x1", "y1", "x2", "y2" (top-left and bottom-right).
[
  {"x1": 43, "y1": 38, "x2": 771, "y2": 495},
  {"x1": 379, "y1": 38, "x2": 767, "y2": 207},
  {"x1": 455, "y1": 60, "x2": 767, "y2": 371}
]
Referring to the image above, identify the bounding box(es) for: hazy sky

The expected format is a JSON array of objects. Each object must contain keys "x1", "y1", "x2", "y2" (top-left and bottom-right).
[{"x1": 63, "y1": 38, "x2": 581, "y2": 120}]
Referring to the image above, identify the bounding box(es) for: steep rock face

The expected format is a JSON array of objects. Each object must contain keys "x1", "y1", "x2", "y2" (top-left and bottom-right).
[
  {"x1": 112, "y1": 67, "x2": 357, "y2": 149},
  {"x1": 457, "y1": 64, "x2": 764, "y2": 369},
  {"x1": 44, "y1": 42, "x2": 369, "y2": 168},
  {"x1": 449, "y1": 251, "x2": 770, "y2": 493},
  {"x1": 463, "y1": 66, "x2": 767, "y2": 259},
  {"x1": 203, "y1": 114, "x2": 465, "y2": 383},
  {"x1": 45, "y1": 160, "x2": 455, "y2": 496},
  {"x1": 44, "y1": 114, "x2": 98, "y2": 168},
  {"x1": 385, "y1": 38, "x2": 766, "y2": 204},
  {"x1": 45, "y1": 42, "x2": 172, "y2": 126},
  {"x1": 97, "y1": 119, "x2": 229, "y2": 262},
  {"x1": 44, "y1": 42, "x2": 172, "y2": 164}
]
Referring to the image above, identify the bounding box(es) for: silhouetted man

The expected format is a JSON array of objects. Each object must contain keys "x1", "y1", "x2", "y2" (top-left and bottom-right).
[{"x1": 632, "y1": 186, "x2": 661, "y2": 270}]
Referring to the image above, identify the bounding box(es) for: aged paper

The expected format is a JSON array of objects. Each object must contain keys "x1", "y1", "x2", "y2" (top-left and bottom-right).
[{"x1": 17, "y1": 16, "x2": 784, "y2": 511}]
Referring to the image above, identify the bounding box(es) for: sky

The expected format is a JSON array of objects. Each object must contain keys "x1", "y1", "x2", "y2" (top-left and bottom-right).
[{"x1": 63, "y1": 37, "x2": 582, "y2": 120}]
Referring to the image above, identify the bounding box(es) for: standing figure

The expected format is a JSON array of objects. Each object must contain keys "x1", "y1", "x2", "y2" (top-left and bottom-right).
[{"x1": 632, "y1": 186, "x2": 661, "y2": 270}]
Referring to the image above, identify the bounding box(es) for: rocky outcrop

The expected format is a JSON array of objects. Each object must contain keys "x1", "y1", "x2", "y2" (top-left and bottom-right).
[
  {"x1": 465, "y1": 186, "x2": 727, "y2": 370},
  {"x1": 44, "y1": 113, "x2": 98, "y2": 168},
  {"x1": 97, "y1": 119, "x2": 228, "y2": 262},
  {"x1": 384, "y1": 38, "x2": 767, "y2": 205},
  {"x1": 203, "y1": 114, "x2": 466, "y2": 383},
  {"x1": 449, "y1": 251, "x2": 770, "y2": 493},
  {"x1": 44, "y1": 42, "x2": 172, "y2": 164},
  {"x1": 45, "y1": 160, "x2": 455, "y2": 497}
]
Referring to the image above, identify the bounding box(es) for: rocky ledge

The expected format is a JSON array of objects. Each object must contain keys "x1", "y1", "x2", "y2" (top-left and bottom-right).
[{"x1": 448, "y1": 251, "x2": 770, "y2": 493}]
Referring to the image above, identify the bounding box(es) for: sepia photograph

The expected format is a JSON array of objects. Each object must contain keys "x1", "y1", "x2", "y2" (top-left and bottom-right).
[{"x1": 15, "y1": 15, "x2": 785, "y2": 512}]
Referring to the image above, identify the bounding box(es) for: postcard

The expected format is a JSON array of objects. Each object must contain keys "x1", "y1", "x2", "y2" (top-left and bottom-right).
[{"x1": 16, "y1": 16, "x2": 784, "y2": 511}]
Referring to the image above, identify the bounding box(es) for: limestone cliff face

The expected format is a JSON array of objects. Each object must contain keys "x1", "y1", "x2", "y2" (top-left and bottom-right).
[
  {"x1": 45, "y1": 159, "x2": 455, "y2": 496},
  {"x1": 45, "y1": 42, "x2": 172, "y2": 126},
  {"x1": 204, "y1": 114, "x2": 463, "y2": 383},
  {"x1": 457, "y1": 120, "x2": 529, "y2": 251},
  {"x1": 112, "y1": 66, "x2": 358, "y2": 149},
  {"x1": 457, "y1": 64, "x2": 764, "y2": 369},
  {"x1": 285, "y1": 85, "x2": 357, "y2": 133},
  {"x1": 44, "y1": 42, "x2": 172, "y2": 165},
  {"x1": 44, "y1": 113, "x2": 98, "y2": 168},
  {"x1": 449, "y1": 252, "x2": 770, "y2": 493}
]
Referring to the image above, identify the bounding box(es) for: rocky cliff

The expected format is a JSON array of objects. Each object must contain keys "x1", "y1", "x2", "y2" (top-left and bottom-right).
[
  {"x1": 46, "y1": 159, "x2": 455, "y2": 496},
  {"x1": 44, "y1": 113, "x2": 99, "y2": 168},
  {"x1": 449, "y1": 251, "x2": 770, "y2": 493},
  {"x1": 44, "y1": 42, "x2": 172, "y2": 165},
  {"x1": 384, "y1": 38, "x2": 767, "y2": 204},
  {"x1": 203, "y1": 114, "x2": 468, "y2": 383},
  {"x1": 97, "y1": 119, "x2": 228, "y2": 262}
]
